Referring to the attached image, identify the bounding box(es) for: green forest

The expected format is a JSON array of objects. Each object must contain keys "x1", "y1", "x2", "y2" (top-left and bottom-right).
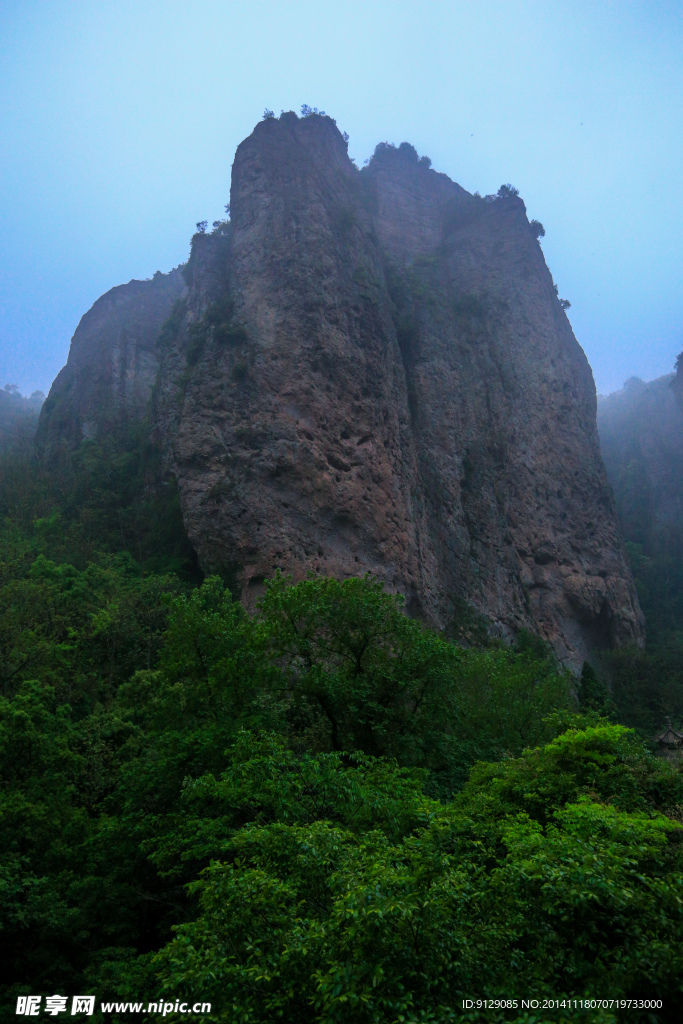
[{"x1": 1, "y1": 427, "x2": 682, "y2": 1023}]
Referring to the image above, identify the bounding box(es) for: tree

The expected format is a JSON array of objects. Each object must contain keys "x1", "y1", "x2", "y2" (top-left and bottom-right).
[
  {"x1": 529, "y1": 218, "x2": 545, "y2": 238},
  {"x1": 153, "y1": 725, "x2": 683, "y2": 1021},
  {"x1": 300, "y1": 104, "x2": 326, "y2": 118},
  {"x1": 497, "y1": 183, "x2": 519, "y2": 198},
  {"x1": 553, "y1": 284, "x2": 571, "y2": 309}
]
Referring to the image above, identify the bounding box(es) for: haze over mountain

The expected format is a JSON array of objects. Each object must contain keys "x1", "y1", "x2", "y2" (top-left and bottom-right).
[
  {"x1": 0, "y1": 384, "x2": 44, "y2": 453},
  {"x1": 599, "y1": 369, "x2": 683, "y2": 558},
  {"x1": 2, "y1": 1, "x2": 682, "y2": 398}
]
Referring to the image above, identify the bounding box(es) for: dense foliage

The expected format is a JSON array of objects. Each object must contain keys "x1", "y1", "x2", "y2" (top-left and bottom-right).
[
  {"x1": 1, "y1": 435, "x2": 682, "y2": 1023},
  {"x1": 603, "y1": 541, "x2": 683, "y2": 737}
]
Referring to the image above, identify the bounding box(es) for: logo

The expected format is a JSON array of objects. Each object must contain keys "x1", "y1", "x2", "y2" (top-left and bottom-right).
[{"x1": 15, "y1": 996, "x2": 96, "y2": 1016}]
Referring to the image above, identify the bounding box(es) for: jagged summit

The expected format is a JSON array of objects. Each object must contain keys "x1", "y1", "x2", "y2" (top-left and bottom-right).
[{"x1": 38, "y1": 111, "x2": 643, "y2": 668}]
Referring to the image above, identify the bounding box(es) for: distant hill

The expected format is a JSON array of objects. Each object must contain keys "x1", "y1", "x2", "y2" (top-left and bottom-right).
[
  {"x1": 598, "y1": 366, "x2": 683, "y2": 640},
  {"x1": 598, "y1": 372, "x2": 683, "y2": 556},
  {"x1": 0, "y1": 385, "x2": 44, "y2": 452}
]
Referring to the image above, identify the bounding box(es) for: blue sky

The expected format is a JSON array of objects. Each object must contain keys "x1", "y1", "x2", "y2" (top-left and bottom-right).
[{"x1": 1, "y1": 0, "x2": 681, "y2": 396}]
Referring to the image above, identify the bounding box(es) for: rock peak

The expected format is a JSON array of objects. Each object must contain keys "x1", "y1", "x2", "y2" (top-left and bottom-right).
[{"x1": 39, "y1": 119, "x2": 644, "y2": 669}]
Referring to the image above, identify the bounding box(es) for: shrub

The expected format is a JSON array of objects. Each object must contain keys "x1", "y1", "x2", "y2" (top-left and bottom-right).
[
  {"x1": 187, "y1": 297, "x2": 247, "y2": 357},
  {"x1": 398, "y1": 141, "x2": 418, "y2": 161},
  {"x1": 332, "y1": 204, "x2": 357, "y2": 238},
  {"x1": 216, "y1": 323, "x2": 248, "y2": 346},
  {"x1": 553, "y1": 284, "x2": 571, "y2": 309},
  {"x1": 452, "y1": 292, "x2": 490, "y2": 323},
  {"x1": 231, "y1": 360, "x2": 249, "y2": 381}
]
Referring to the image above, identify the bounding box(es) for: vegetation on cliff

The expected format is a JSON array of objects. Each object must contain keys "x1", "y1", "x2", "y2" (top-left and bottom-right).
[{"x1": 1, "y1": 436, "x2": 682, "y2": 1023}]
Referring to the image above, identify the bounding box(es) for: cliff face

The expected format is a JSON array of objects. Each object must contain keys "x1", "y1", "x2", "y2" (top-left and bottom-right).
[
  {"x1": 598, "y1": 373, "x2": 683, "y2": 553},
  {"x1": 38, "y1": 112, "x2": 643, "y2": 667},
  {"x1": 37, "y1": 268, "x2": 186, "y2": 454},
  {"x1": 147, "y1": 112, "x2": 642, "y2": 668}
]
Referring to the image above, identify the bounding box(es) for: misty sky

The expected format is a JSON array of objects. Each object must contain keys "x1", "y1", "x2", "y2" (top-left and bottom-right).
[{"x1": 1, "y1": 0, "x2": 681, "y2": 397}]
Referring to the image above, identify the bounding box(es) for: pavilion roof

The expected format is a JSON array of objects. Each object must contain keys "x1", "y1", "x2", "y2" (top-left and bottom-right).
[{"x1": 656, "y1": 718, "x2": 683, "y2": 746}]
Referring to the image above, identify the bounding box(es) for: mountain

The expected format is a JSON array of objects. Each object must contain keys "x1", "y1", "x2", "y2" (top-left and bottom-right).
[
  {"x1": 37, "y1": 111, "x2": 643, "y2": 669},
  {"x1": 598, "y1": 372, "x2": 683, "y2": 557},
  {"x1": 36, "y1": 268, "x2": 187, "y2": 455},
  {"x1": 0, "y1": 385, "x2": 44, "y2": 452},
  {"x1": 597, "y1": 368, "x2": 683, "y2": 643}
]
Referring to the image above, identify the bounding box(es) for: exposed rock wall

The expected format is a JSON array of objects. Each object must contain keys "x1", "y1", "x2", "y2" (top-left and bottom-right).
[
  {"x1": 150, "y1": 113, "x2": 642, "y2": 668},
  {"x1": 154, "y1": 117, "x2": 427, "y2": 612},
  {"x1": 37, "y1": 269, "x2": 186, "y2": 454},
  {"x1": 37, "y1": 112, "x2": 643, "y2": 667}
]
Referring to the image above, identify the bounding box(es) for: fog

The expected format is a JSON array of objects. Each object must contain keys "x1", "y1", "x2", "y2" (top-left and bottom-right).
[{"x1": 1, "y1": 0, "x2": 681, "y2": 396}]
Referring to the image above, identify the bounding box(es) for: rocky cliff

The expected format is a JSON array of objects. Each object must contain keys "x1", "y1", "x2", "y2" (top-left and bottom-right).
[
  {"x1": 37, "y1": 268, "x2": 186, "y2": 454},
  {"x1": 39, "y1": 112, "x2": 643, "y2": 668},
  {"x1": 598, "y1": 370, "x2": 683, "y2": 554}
]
